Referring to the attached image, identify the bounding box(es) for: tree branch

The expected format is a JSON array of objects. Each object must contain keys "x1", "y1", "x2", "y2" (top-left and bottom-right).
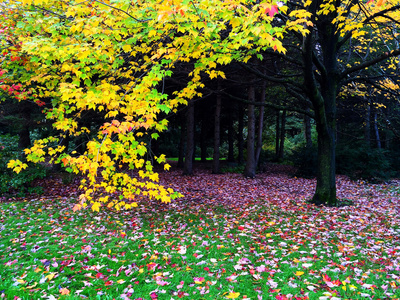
[
  {"x1": 94, "y1": 0, "x2": 151, "y2": 23},
  {"x1": 340, "y1": 49, "x2": 400, "y2": 79},
  {"x1": 221, "y1": 91, "x2": 315, "y2": 118}
]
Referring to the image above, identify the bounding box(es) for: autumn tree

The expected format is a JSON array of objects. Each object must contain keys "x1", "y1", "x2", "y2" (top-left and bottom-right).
[
  {"x1": 2, "y1": 0, "x2": 299, "y2": 210},
  {"x1": 241, "y1": 0, "x2": 400, "y2": 205}
]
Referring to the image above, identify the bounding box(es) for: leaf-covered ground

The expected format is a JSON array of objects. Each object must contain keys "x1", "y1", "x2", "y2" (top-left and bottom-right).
[{"x1": 1, "y1": 166, "x2": 400, "y2": 299}]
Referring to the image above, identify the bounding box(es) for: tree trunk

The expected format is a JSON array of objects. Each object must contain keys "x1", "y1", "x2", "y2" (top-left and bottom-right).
[
  {"x1": 183, "y1": 101, "x2": 195, "y2": 175},
  {"x1": 278, "y1": 110, "x2": 286, "y2": 161},
  {"x1": 237, "y1": 104, "x2": 244, "y2": 164},
  {"x1": 373, "y1": 109, "x2": 381, "y2": 149},
  {"x1": 365, "y1": 99, "x2": 371, "y2": 147},
  {"x1": 304, "y1": 111, "x2": 312, "y2": 148},
  {"x1": 244, "y1": 86, "x2": 256, "y2": 178},
  {"x1": 227, "y1": 104, "x2": 235, "y2": 162},
  {"x1": 275, "y1": 110, "x2": 280, "y2": 159},
  {"x1": 313, "y1": 117, "x2": 336, "y2": 205},
  {"x1": 200, "y1": 114, "x2": 207, "y2": 163},
  {"x1": 304, "y1": 7, "x2": 338, "y2": 206},
  {"x1": 18, "y1": 127, "x2": 31, "y2": 149},
  {"x1": 255, "y1": 81, "x2": 266, "y2": 167},
  {"x1": 177, "y1": 117, "x2": 185, "y2": 168},
  {"x1": 212, "y1": 91, "x2": 222, "y2": 174}
]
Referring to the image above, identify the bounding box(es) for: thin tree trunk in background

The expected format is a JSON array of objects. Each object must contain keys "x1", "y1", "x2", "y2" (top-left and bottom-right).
[
  {"x1": 275, "y1": 110, "x2": 280, "y2": 159},
  {"x1": 212, "y1": 90, "x2": 222, "y2": 174},
  {"x1": 304, "y1": 111, "x2": 312, "y2": 148},
  {"x1": 177, "y1": 117, "x2": 185, "y2": 168},
  {"x1": 255, "y1": 80, "x2": 266, "y2": 167},
  {"x1": 227, "y1": 104, "x2": 235, "y2": 162},
  {"x1": 244, "y1": 86, "x2": 256, "y2": 178},
  {"x1": 183, "y1": 101, "x2": 195, "y2": 175},
  {"x1": 278, "y1": 110, "x2": 286, "y2": 161},
  {"x1": 238, "y1": 104, "x2": 244, "y2": 164},
  {"x1": 365, "y1": 99, "x2": 371, "y2": 147},
  {"x1": 200, "y1": 114, "x2": 207, "y2": 163},
  {"x1": 374, "y1": 109, "x2": 381, "y2": 149}
]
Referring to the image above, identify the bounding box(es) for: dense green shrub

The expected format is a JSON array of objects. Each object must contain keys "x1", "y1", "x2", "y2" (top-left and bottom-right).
[
  {"x1": 0, "y1": 135, "x2": 48, "y2": 197},
  {"x1": 336, "y1": 142, "x2": 394, "y2": 182},
  {"x1": 290, "y1": 142, "x2": 395, "y2": 182},
  {"x1": 290, "y1": 146, "x2": 318, "y2": 178}
]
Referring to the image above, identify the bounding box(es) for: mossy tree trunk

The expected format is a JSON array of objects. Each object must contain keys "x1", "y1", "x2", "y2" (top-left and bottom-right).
[{"x1": 303, "y1": 1, "x2": 338, "y2": 206}]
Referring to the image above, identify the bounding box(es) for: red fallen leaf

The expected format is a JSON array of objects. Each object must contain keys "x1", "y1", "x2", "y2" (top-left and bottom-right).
[
  {"x1": 96, "y1": 272, "x2": 104, "y2": 279},
  {"x1": 147, "y1": 262, "x2": 157, "y2": 270},
  {"x1": 204, "y1": 267, "x2": 210, "y2": 272},
  {"x1": 331, "y1": 279, "x2": 341, "y2": 286},
  {"x1": 322, "y1": 274, "x2": 331, "y2": 282},
  {"x1": 150, "y1": 292, "x2": 158, "y2": 299},
  {"x1": 238, "y1": 226, "x2": 245, "y2": 230},
  {"x1": 104, "y1": 280, "x2": 113, "y2": 286}
]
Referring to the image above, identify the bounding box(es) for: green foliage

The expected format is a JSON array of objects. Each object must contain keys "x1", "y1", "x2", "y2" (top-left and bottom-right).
[
  {"x1": 0, "y1": 135, "x2": 47, "y2": 197},
  {"x1": 290, "y1": 142, "x2": 396, "y2": 182},
  {"x1": 290, "y1": 146, "x2": 318, "y2": 178},
  {"x1": 336, "y1": 142, "x2": 394, "y2": 182},
  {"x1": 221, "y1": 163, "x2": 245, "y2": 174}
]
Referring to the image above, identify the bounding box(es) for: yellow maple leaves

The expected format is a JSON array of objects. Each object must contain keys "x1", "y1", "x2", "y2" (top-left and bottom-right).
[
  {"x1": 3, "y1": 0, "x2": 314, "y2": 212},
  {"x1": 225, "y1": 292, "x2": 240, "y2": 299}
]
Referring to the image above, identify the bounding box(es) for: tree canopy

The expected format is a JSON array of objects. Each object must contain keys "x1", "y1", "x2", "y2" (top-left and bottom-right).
[{"x1": 1, "y1": 0, "x2": 400, "y2": 208}]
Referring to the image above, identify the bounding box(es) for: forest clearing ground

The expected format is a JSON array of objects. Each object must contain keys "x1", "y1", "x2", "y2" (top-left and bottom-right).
[{"x1": 0, "y1": 164, "x2": 399, "y2": 299}]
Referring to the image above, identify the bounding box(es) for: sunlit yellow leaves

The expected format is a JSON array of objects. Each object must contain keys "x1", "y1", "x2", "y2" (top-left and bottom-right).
[
  {"x1": 7, "y1": 159, "x2": 28, "y2": 174},
  {"x1": 295, "y1": 271, "x2": 305, "y2": 276},
  {"x1": 230, "y1": 17, "x2": 241, "y2": 28},
  {"x1": 4, "y1": 0, "x2": 301, "y2": 212},
  {"x1": 122, "y1": 44, "x2": 132, "y2": 53},
  {"x1": 77, "y1": 49, "x2": 91, "y2": 61}
]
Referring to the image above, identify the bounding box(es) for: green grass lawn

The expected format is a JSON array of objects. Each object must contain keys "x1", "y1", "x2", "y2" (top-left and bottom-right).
[{"x1": 0, "y1": 195, "x2": 399, "y2": 299}]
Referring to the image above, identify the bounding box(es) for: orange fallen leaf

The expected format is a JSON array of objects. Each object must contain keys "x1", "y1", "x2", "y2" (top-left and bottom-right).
[{"x1": 59, "y1": 288, "x2": 70, "y2": 295}]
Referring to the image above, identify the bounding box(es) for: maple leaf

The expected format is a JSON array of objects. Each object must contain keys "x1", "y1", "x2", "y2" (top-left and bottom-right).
[
  {"x1": 265, "y1": 5, "x2": 279, "y2": 17},
  {"x1": 73, "y1": 204, "x2": 82, "y2": 212},
  {"x1": 59, "y1": 288, "x2": 70, "y2": 295},
  {"x1": 226, "y1": 292, "x2": 240, "y2": 299},
  {"x1": 295, "y1": 271, "x2": 304, "y2": 276},
  {"x1": 194, "y1": 277, "x2": 205, "y2": 284},
  {"x1": 91, "y1": 202, "x2": 101, "y2": 212}
]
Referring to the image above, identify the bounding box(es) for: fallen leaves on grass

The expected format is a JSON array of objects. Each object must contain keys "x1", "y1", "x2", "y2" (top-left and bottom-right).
[{"x1": 0, "y1": 167, "x2": 399, "y2": 299}]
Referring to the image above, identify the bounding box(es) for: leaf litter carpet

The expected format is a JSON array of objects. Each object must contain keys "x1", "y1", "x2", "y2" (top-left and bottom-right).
[{"x1": 1, "y1": 164, "x2": 400, "y2": 299}]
